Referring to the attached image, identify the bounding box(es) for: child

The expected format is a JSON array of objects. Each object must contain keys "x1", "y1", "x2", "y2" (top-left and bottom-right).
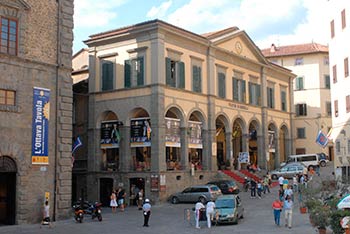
[{"x1": 41, "y1": 200, "x2": 52, "y2": 228}]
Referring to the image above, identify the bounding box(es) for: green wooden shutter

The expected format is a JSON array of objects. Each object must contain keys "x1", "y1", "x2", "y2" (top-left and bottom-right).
[
  {"x1": 257, "y1": 84, "x2": 261, "y2": 106},
  {"x1": 233, "y1": 78, "x2": 238, "y2": 101},
  {"x1": 193, "y1": 65, "x2": 198, "y2": 92},
  {"x1": 281, "y1": 91, "x2": 286, "y2": 111},
  {"x1": 102, "y1": 62, "x2": 113, "y2": 91},
  {"x1": 165, "y1": 58, "x2": 172, "y2": 86},
  {"x1": 241, "y1": 80, "x2": 246, "y2": 102},
  {"x1": 271, "y1": 87, "x2": 275, "y2": 108},
  {"x1": 248, "y1": 82, "x2": 252, "y2": 104},
  {"x1": 218, "y1": 73, "x2": 225, "y2": 98},
  {"x1": 178, "y1": 61, "x2": 185, "y2": 89},
  {"x1": 137, "y1": 57, "x2": 144, "y2": 86},
  {"x1": 267, "y1": 87, "x2": 271, "y2": 107},
  {"x1": 124, "y1": 60, "x2": 131, "y2": 88},
  {"x1": 197, "y1": 66, "x2": 202, "y2": 93}
]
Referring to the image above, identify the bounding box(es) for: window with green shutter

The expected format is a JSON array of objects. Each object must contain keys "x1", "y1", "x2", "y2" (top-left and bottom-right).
[
  {"x1": 102, "y1": 61, "x2": 114, "y2": 91},
  {"x1": 295, "y1": 77, "x2": 304, "y2": 90},
  {"x1": 249, "y1": 82, "x2": 260, "y2": 106},
  {"x1": 267, "y1": 87, "x2": 275, "y2": 108},
  {"x1": 218, "y1": 72, "x2": 226, "y2": 98},
  {"x1": 192, "y1": 65, "x2": 202, "y2": 93},
  {"x1": 324, "y1": 75, "x2": 330, "y2": 89},
  {"x1": 165, "y1": 57, "x2": 185, "y2": 89},
  {"x1": 281, "y1": 91, "x2": 287, "y2": 111},
  {"x1": 124, "y1": 57, "x2": 144, "y2": 88},
  {"x1": 232, "y1": 78, "x2": 246, "y2": 102}
]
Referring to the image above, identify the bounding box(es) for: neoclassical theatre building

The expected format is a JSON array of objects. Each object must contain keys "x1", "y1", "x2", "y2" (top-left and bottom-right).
[
  {"x1": 0, "y1": 0, "x2": 74, "y2": 224},
  {"x1": 83, "y1": 20, "x2": 295, "y2": 204}
]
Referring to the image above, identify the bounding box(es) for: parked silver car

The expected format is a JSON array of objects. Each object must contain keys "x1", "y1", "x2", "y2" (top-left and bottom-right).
[
  {"x1": 170, "y1": 185, "x2": 222, "y2": 204},
  {"x1": 214, "y1": 194, "x2": 244, "y2": 224},
  {"x1": 270, "y1": 162, "x2": 306, "y2": 180}
]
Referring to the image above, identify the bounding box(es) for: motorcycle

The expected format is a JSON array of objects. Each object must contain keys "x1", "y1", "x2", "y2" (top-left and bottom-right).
[
  {"x1": 72, "y1": 203, "x2": 84, "y2": 223},
  {"x1": 84, "y1": 201, "x2": 103, "y2": 221},
  {"x1": 243, "y1": 177, "x2": 251, "y2": 192}
]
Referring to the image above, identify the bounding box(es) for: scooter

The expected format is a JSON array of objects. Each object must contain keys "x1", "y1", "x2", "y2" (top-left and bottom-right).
[
  {"x1": 72, "y1": 203, "x2": 84, "y2": 223},
  {"x1": 84, "y1": 201, "x2": 102, "y2": 221}
]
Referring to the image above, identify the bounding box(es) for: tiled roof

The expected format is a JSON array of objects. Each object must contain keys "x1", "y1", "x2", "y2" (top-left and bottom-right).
[{"x1": 261, "y1": 43, "x2": 328, "y2": 57}]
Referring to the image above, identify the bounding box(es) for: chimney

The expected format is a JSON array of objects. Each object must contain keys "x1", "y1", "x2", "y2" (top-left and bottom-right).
[{"x1": 270, "y1": 43, "x2": 276, "y2": 53}]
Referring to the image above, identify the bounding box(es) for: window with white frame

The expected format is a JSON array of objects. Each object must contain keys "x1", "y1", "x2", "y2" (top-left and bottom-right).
[
  {"x1": 295, "y1": 103, "x2": 307, "y2": 116},
  {"x1": 295, "y1": 77, "x2": 304, "y2": 90}
]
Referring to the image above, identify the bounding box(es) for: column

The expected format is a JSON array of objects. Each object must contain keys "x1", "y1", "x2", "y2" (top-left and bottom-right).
[
  {"x1": 260, "y1": 66, "x2": 268, "y2": 170},
  {"x1": 120, "y1": 125, "x2": 131, "y2": 171},
  {"x1": 274, "y1": 130, "x2": 280, "y2": 168},
  {"x1": 225, "y1": 132, "x2": 233, "y2": 170},
  {"x1": 180, "y1": 126, "x2": 189, "y2": 170}
]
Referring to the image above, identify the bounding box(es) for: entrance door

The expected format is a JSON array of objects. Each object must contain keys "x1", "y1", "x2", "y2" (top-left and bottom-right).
[
  {"x1": 0, "y1": 156, "x2": 17, "y2": 225},
  {"x1": 129, "y1": 178, "x2": 145, "y2": 206},
  {"x1": 100, "y1": 178, "x2": 113, "y2": 207}
]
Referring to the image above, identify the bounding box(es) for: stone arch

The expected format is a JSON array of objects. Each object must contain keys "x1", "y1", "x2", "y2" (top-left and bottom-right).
[
  {"x1": 96, "y1": 110, "x2": 119, "y2": 128},
  {"x1": 0, "y1": 156, "x2": 17, "y2": 173},
  {"x1": 232, "y1": 117, "x2": 246, "y2": 169},
  {"x1": 187, "y1": 108, "x2": 207, "y2": 130},
  {"x1": 129, "y1": 107, "x2": 150, "y2": 119},
  {"x1": 248, "y1": 119, "x2": 260, "y2": 167},
  {"x1": 279, "y1": 124, "x2": 289, "y2": 163},
  {"x1": 268, "y1": 122, "x2": 278, "y2": 169},
  {"x1": 215, "y1": 114, "x2": 230, "y2": 169},
  {"x1": 165, "y1": 105, "x2": 185, "y2": 125}
]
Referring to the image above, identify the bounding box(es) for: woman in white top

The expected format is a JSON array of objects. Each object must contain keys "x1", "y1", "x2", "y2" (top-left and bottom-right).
[
  {"x1": 206, "y1": 200, "x2": 216, "y2": 228},
  {"x1": 110, "y1": 190, "x2": 118, "y2": 213}
]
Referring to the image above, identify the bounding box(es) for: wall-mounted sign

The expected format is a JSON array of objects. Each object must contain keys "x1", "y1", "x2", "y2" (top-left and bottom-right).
[
  {"x1": 100, "y1": 120, "x2": 122, "y2": 149},
  {"x1": 238, "y1": 152, "x2": 249, "y2": 163},
  {"x1": 151, "y1": 174, "x2": 159, "y2": 192},
  {"x1": 165, "y1": 118, "x2": 181, "y2": 147},
  {"x1": 31, "y1": 87, "x2": 50, "y2": 165},
  {"x1": 268, "y1": 130, "x2": 275, "y2": 153},
  {"x1": 130, "y1": 118, "x2": 151, "y2": 147},
  {"x1": 188, "y1": 121, "x2": 203, "y2": 149}
]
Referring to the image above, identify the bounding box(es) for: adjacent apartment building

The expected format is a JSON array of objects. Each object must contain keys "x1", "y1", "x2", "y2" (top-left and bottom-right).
[
  {"x1": 0, "y1": 0, "x2": 74, "y2": 224},
  {"x1": 81, "y1": 19, "x2": 295, "y2": 204},
  {"x1": 262, "y1": 43, "x2": 333, "y2": 160},
  {"x1": 328, "y1": 0, "x2": 350, "y2": 174}
]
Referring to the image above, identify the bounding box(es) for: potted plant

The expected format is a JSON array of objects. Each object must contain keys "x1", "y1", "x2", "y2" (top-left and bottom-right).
[
  {"x1": 309, "y1": 202, "x2": 331, "y2": 234},
  {"x1": 225, "y1": 159, "x2": 231, "y2": 170}
]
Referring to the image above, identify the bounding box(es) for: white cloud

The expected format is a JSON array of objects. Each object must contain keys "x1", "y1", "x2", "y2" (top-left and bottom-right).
[
  {"x1": 255, "y1": 0, "x2": 329, "y2": 48},
  {"x1": 164, "y1": 0, "x2": 329, "y2": 48},
  {"x1": 147, "y1": 1, "x2": 172, "y2": 18},
  {"x1": 74, "y1": 0, "x2": 127, "y2": 28}
]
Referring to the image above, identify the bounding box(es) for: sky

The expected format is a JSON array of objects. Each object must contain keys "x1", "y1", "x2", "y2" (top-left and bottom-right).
[{"x1": 73, "y1": 0, "x2": 330, "y2": 54}]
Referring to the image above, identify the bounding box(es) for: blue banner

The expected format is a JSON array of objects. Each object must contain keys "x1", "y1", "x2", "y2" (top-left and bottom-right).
[{"x1": 31, "y1": 87, "x2": 50, "y2": 164}]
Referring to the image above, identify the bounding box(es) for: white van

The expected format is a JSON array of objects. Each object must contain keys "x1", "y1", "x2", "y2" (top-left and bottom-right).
[{"x1": 281, "y1": 154, "x2": 327, "y2": 169}]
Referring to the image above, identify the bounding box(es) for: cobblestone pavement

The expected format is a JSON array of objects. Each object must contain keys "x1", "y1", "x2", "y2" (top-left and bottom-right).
[{"x1": 1, "y1": 165, "x2": 335, "y2": 234}]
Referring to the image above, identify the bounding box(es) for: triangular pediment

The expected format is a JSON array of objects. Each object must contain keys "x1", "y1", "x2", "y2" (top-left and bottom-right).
[
  {"x1": 205, "y1": 28, "x2": 268, "y2": 65},
  {"x1": 1, "y1": 0, "x2": 31, "y2": 10}
]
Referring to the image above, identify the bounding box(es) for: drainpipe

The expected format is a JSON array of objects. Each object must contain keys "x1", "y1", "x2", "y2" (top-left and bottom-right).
[{"x1": 53, "y1": 0, "x2": 61, "y2": 221}]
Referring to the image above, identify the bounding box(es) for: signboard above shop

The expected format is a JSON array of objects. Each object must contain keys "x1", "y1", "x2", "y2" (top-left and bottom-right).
[
  {"x1": 100, "y1": 120, "x2": 123, "y2": 149},
  {"x1": 130, "y1": 118, "x2": 152, "y2": 147}
]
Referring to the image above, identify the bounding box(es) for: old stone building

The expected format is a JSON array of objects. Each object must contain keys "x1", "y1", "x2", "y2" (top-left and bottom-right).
[
  {"x1": 0, "y1": 0, "x2": 74, "y2": 224},
  {"x1": 81, "y1": 20, "x2": 295, "y2": 205}
]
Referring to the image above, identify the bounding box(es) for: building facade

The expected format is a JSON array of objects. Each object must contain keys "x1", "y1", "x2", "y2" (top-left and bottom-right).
[
  {"x1": 82, "y1": 20, "x2": 295, "y2": 204},
  {"x1": 328, "y1": 0, "x2": 350, "y2": 172},
  {"x1": 0, "y1": 0, "x2": 74, "y2": 224},
  {"x1": 262, "y1": 43, "x2": 333, "y2": 159}
]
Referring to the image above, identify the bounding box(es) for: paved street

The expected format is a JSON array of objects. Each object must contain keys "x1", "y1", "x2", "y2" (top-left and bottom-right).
[{"x1": 0, "y1": 183, "x2": 324, "y2": 234}]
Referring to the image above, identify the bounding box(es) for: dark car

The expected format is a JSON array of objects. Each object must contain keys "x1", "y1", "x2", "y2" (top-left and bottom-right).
[{"x1": 207, "y1": 180, "x2": 240, "y2": 194}]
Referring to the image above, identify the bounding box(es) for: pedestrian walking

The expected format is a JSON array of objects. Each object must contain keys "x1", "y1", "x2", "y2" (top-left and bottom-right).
[
  {"x1": 142, "y1": 198, "x2": 151, "y2": 227},
  {"x1": 282, "y1": 177, "x2": 289, "y2": 190},
  {"x1": 292, "y1": 175, "x2": 298, "y2": 192},
  {"x1": 117, "y1": 187, "x2": 126, "y2": 212},
  {"x1": 110, "y1": 190, "x2": 118, "y2": 213},
  {"x1": 284, "y1": 185, "x2": 294, "y2": 202},
  {"x1": 137, "y1": 188, "x2": 144, "y2": 210},
  {"x1": 272, "y1": 198, "x2": 283, "y2": 226},
  {"x1": 278, "y1": 175, "x2": 284, "y2": 189},
  {"x1": 206, "y1": 199, "x2": 216, "y2": 228},
  {"x1": 278, "y1": 187, "x2": 284, "y2": 201},
  {"x1": 263, "y1": 176, "x2": 270, "y2": 194},
  {"x1": 257, "y1": 180, "x2": 263, "y2": 199},
  {"x1": 250, "y1": 179, "x2": 257, "y2": 198},
  {"x1": 284, "y1": 195, "x2": 293, "y2": 229},
  {"x1": 41, "y1": 200, "x2": 52, "y2": 228},
  {"x1": 194, "y1": 200, "x2": 205, "y2": 229}
]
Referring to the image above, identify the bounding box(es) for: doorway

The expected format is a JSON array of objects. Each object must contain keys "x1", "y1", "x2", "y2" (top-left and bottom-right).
[
  {"x1": 129, "y1": 178, "x2": 145, "y2": 206},
  {"x1": 0, "y1": 156, "x2": 17, "y2": 225},
  {"x1": 99, "y1": 178, "x2": 113, "y2": 207}
]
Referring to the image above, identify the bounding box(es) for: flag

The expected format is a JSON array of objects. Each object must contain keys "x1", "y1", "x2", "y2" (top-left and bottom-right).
[
  {"x1": 72, "y1": 136, "x2": 82, "y2": 154},
  {"x1": 327, "y1": 128, "x2": 333, "y2": 140},
  {"x1": 316, "y1": 130, "x2": 328, "y2": 148}
]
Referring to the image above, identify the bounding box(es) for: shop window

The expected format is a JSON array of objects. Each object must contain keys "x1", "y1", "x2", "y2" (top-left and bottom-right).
[
  {"x1": 189, "y1": 148, "x2": 202, "y2": 171},
  {"x1": 101, "y1": 148, "x2": 119, "y2": 171},
  {"x1": 132, "y1": 147, "x2": 151, "y2": 171},
  {"x1": 166, "y1": 147, "x2": 181, "y2": 170},
  {"x1": 0, "y1": 89, "x2": 15, "y2": 106}
]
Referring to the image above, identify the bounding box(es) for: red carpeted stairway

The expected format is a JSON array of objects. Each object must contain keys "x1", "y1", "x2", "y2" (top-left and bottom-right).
[
  {"x1": 221, "y1": 170, "x2": 245, "y2": 184},
  {"x1": 239, "y1": 169, "x2": 262, "y2": 182}
]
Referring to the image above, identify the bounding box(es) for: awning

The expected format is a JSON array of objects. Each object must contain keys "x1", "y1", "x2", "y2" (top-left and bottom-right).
[{"x1": 337, "y1": 194, "x2": 350, "y2": 209}]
